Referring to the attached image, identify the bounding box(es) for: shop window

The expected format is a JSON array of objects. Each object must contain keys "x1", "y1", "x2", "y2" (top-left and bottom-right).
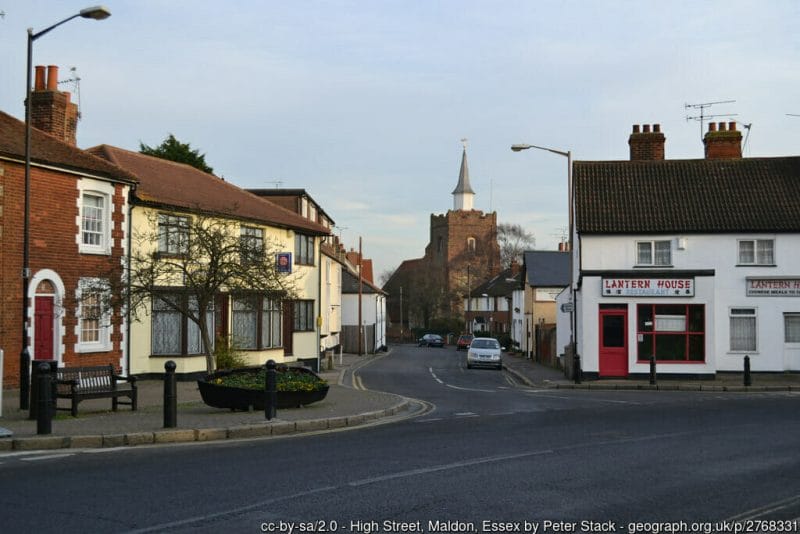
[
  {"x1": 729, "y1": 308, "x2": 756, "y2": 352},
  {"x1": 637, "y1": 304, "x2": 704, "y2": 362},
  {"x1": 738, "y1": 239, "x2": 774, "y2": 265},
  {"x1": 637, "y1": 240, "x2": 672, "y2": 266}
]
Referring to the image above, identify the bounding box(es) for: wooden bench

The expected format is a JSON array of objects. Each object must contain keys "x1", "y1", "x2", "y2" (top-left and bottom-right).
[{"x1": 56, "y1": 365, "x2": 137, "y2": 417}]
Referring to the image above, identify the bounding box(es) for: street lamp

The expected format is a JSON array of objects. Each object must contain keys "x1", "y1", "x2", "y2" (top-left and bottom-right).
[
  {"x1": 511, "y1": 143, "x2": 576, "y2": 374},
  {"x1": 20, "y1": 5, "x2": 111, "y2": 409}
]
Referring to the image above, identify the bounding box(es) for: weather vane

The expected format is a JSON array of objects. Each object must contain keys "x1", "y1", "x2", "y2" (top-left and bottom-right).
[{"x1": 460, "y1": 138, "x2": 468, "y2": 150}]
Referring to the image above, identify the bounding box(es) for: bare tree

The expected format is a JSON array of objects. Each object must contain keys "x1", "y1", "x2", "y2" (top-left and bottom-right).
[
  {"x1": 497, "y1": 223, "x2": 535, "y2": 267},
  {"x1": 88, "y1": 210, "x2": 298, "y2": 373}
]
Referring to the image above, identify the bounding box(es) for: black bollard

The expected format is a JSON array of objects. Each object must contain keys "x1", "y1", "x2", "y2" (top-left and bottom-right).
[
  {"x1": 265, "y1": 359, "x2": 277, "y2": 421},
  {"x1": 743, "y1": 355, "x2": 752, "y2": 387},
  {"x1": 649, "y1": 354, "x2": 657, "y2": 385},
  {"x1": 20, "y1": 348, "x2": 30, "y2": 410},
  {"x1": 36, "y1": 362, "x2": 52, "y2": 435},
  {"x1": 163, "y1": 360, "x2": 177, "y2": 428},
  {"x1": 573, "y1": 353, "x2": 582, "y2": 384}
]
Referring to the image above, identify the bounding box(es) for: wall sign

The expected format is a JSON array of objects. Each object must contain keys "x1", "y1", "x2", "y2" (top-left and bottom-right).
[
  {"x1": 746, "y1": 278, "x2": 800, "y2": 297},
  {"x1": 602, "y1": 277, "x2": 694, "y2": 297},
  {"x1": 276, "y1": 252, "x2": 292, "y2": 274}
]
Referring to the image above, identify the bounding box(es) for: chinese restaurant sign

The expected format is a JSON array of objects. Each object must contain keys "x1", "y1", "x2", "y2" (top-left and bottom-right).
[
  {"x1": 602, "y1": 278, "x2": 694, "y2": 297},
  {"x1": 746, "y1": 278, "x2": 800, "y2": 297}
]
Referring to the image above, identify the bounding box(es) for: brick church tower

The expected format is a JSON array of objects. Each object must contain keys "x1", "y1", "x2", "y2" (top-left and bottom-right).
[
  {"x1": 424, "y1": 143, "x2": 500, "y2": 315},
  {"x1": 383, "y1": 142, "x2": 501, "y2": 331}
]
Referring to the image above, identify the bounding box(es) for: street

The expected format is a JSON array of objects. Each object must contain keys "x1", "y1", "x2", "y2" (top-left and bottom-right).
[{"x1": 1, "y1": 344, "x2": 799, "y2": 533}]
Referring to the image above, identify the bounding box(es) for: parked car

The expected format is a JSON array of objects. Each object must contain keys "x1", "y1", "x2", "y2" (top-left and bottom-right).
[
  {"x1": 456, "y1": 334, "x2": 474, "y2": 351},
  {"x1": 466, "y1": 337, "x2": 504, "y2": 370},
  {"x1": 418, "y1": 334, "x2": 445, "y2": 347}
]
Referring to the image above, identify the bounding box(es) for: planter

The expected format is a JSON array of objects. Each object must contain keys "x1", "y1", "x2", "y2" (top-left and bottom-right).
[{"x1": 197, "y1": 366, "x2": 329, "y2": 410}]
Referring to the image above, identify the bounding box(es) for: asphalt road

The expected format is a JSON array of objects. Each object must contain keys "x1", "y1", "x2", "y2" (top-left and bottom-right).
[{"x1": 1, "y1": 344, "x2": 799, "y2": 533}]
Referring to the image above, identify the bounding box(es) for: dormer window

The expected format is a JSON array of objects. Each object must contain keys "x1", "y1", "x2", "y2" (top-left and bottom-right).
[{"x1": 637, "y1": 240, "x2": 671, "y2": 266}]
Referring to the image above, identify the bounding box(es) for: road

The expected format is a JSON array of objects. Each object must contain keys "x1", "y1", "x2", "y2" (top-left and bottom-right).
[{"x1": 1, "y1": 344, "x2": 799, "y2": 533}]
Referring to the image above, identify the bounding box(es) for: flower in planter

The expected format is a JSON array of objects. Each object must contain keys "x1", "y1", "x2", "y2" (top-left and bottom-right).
[{"x1": 214, "y1": 369, "x2": 327, "y2": 392}]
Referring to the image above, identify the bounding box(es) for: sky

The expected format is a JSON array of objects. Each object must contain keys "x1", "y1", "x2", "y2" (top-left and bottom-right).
[{"x1": 1, "y1": 1, "x2": 798, "y2": 281}]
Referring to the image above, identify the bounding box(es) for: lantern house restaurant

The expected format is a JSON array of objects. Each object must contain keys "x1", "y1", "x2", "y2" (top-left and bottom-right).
[{"x1": 571, "y1": 122, "x2": 800, "y2": 378}]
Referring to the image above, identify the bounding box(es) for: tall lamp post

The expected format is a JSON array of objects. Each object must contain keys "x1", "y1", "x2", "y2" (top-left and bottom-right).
[
  {"x1": 20, "y1": 6, "x2": 111, "y2": 409},
  {"x1": 510, "y1": 144, "x2": 576, "y2": 371}
]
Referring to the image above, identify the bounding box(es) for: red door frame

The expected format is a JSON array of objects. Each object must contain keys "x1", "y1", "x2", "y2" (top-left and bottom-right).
[{"x1": 599, "y1": 308, "x2": 628, "y2": 377}]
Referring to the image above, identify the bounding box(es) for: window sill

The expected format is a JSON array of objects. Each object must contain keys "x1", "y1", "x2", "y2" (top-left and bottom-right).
[
  {"x1": 76, "y1": 342, "x2": 112, "y2": 353},
  {"x1": 79, "y1": 246, "x2": 111, "y2": 256},
  {"x1": 633, "y1": 264, "x2": 674, "y2": 269}
]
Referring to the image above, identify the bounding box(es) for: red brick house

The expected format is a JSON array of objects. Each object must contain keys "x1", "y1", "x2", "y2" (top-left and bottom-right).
[{"x1": 0, "y1": 66, "x2": 137, "y2": 388}]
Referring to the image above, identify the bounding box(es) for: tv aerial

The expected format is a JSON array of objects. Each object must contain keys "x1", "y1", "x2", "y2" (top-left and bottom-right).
[
  {"x1": 58, "y1": 66, "x2": 82, "y2": 119},
  {"x1": 685, "y1": 100, "x2": 737, "y2": 140}
]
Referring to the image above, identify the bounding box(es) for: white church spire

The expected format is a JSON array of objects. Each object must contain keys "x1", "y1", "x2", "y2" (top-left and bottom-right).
[{"x1": 452, "y1": 138, "x2": 475, "y2": 211}]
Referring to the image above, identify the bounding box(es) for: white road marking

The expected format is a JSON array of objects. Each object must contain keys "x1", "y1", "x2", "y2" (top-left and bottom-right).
[{"x1": 21, "y1": 453, "x2": 74, "y2": 461}]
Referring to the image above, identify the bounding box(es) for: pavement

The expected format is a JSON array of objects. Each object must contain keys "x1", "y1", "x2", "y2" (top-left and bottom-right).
[
  {"x1": 0, "y1": 352, "x2": 417, "y2": 452},
  {"x1": 2, "y1": 347, "x2": 799, "y2": 452}
]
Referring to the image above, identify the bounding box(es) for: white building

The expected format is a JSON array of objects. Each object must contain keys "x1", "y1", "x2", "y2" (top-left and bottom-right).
[
  {"x1": 342, "y1": 270, "x2": 387, "y2": 354},
  {"x1": 570, "y1": 122, "x2": 800, "y2": 378}
]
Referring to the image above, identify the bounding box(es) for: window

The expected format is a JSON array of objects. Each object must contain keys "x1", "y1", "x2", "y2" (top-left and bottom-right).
[
  {"x1": 637, "y1": 304, "x2": 705, "y2": 362},
  {"x1": 293, "y1": 300, "x2": 315, "y2": 331},
  {"x1": 738, "y1": 239, "x2": 774, "y2": 265},
  {"x1": 637, "y1": 240, "x2": 672, "y2": 266},
  {"x1": 295, "y1": 234, "x2": 315, "y2": 265},
  {"x1": 151, "y1": 293, "x2": 213, "y2": 355},
  {"x1": 158, "y1": 214, "x2": 189, "y2": 255},
  {"x1": 730, "y1": 308, "x2": 756, "y2": 352},
  {"x1": 785, "y1": 314, "x2": 800, "y2": 343},
  {"x1": 467, "y1": 237, "x2": 476, "y2": 254},
  {"x1": 76, "y1": 279, "x2": 112, "y2": 352},
  {"x1": 81, "y1": 194, "x2": 105, "y2": 247},
  {"x1": 78, "y1": 179, "x2": 114, "y2": 255},
  {"x1": 231, "y1": 295, "x2": 282, "y2": 350},
  {"x1": 240, "y1": 226, "x2": 264, "y2": 263}
]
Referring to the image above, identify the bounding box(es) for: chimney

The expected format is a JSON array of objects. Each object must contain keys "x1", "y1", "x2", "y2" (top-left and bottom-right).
[
  {"x1": 628, "y1": 124, "x2": 665, "y2": 161},
  {"x1": 29, "y1": 65, "x2": 79, "y2": 146},
  {"x1": 703, "y1": 121, "x2": 742, "y2": 159}
]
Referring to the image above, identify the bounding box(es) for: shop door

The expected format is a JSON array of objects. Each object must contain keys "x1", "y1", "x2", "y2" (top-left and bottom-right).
[
  {"x1": 282, "y1": 301, "x2": 294, "y2": 356},
  {"x1": 599, "y1": 309, "x2": 628, "y2": 377},
  {"x1": 34, "y1": 296, "x2": 55, "y2": 359}
]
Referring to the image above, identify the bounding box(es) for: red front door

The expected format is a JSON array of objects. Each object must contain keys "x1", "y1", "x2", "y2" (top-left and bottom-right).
[
  {"x1": 599, "y1": 308, "x2": 628, "y2": 377},
  {"x1": 34, "y1": 296, "x2": 55, "y2": 360}
]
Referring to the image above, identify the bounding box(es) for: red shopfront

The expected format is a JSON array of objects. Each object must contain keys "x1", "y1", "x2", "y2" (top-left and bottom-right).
[{"x1": 598, "y1": 276, "x2": 704, "y2": 377}]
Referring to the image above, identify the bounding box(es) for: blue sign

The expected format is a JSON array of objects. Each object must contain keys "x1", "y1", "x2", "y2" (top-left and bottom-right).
[{"x1": 276, "y1": 252, "x2": 292, "y2": 273}]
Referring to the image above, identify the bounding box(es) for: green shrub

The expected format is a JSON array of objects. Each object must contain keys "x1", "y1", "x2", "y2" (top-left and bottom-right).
[{"x1": 213, "y1": 336, "x2": 248, "y2": 370}]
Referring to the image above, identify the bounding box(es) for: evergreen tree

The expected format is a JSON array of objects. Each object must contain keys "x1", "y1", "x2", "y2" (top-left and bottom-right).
[{"x1": 139, "y1": 134, "x2": 214, "y2": 174}]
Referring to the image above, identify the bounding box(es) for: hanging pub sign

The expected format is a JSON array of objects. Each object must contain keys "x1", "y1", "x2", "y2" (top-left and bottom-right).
[
  {"x1": 602, "y1": 277, "x2": 694, "y2": 297},
  {"x1": 746, "y1": 278, "x2": 800, "y2": 297},
  {"x1": 276, "y1": 252, "x2": 292, "y2": 274}
]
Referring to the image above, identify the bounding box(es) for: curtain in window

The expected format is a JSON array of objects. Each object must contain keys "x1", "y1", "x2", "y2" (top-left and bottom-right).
[
  {"x1": 232, "y1": 297, "x2": 258, "y2": 349},
  {"x1": 757, "y1": 240, "x2": 774, "y2": 264},
  {"x1": 152, "y1": 297, "x2": 182, "y2": 355},
  {"x1": 187, "y1": 297, "x2": 213, "y2": 354},
  {"x1": 785, "y1": 315, "x2": 800, "y2": 343},
  {"x1": 262, "y1": 298, "x2": 282, "y2": 348},
  {"x1": 654, "y1": 241, "x2": 671, "y2": 265},
  {"x1": 730, "y1": 314, "x2": 756, "y2": 351},
  {"x1": 637, "y1": 242, "x2": 652, "y2": 264},
  {"x1": 738, "y1": 241, "x2": 755, "y2": 264}
]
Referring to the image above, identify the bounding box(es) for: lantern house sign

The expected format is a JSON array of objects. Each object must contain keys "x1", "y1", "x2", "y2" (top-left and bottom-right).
[
  {"x1": 602, "y1": 277, "x2": 695, "y2": 297},
  {"x1": 746, "y1": 278, "x2": 800, "y2": 297}
]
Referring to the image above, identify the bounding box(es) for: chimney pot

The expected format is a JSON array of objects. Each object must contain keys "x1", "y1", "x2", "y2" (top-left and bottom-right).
[
  {"x1": 34, "y1": 66, "x2": 46, "y2": 91},
  {"x1": 729, "y1": 121, "x2": 736, "y2": 131},
  {"x1": 46, "y1": 65, "x2": 59, "y2": 91},
  {"x1": 628, "y1": 121, "x2": 666, "y2": 161},
  {"x1": 708, "y1": 122, "x2": 717, "y2": 132},
  {"x1": 653, "y1": 124, "x2": 661, "y2": 133},
  {"x1": 632, "y1": 124, "x2": 640, "y2": 133},
  {"x1": 643, "y1": 124, "x2": 651, "y2": 133},
  {"x1": 719, "y1": 122, "x2": 727, "y2": 131}
]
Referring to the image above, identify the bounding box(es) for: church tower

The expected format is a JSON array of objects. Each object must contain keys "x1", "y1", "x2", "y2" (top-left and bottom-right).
[{"x1": 452, "y1": 140, "x2": 475, "y2": 211}]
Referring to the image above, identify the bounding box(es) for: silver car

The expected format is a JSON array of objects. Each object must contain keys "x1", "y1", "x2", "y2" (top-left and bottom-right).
[{"x1": 466, "y1": 337, "x2": 503, "y2": 370}]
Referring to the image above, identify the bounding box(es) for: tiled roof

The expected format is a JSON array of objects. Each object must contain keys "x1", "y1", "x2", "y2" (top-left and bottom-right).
[
  {"x1": 575, "y1": 157, "x2": 800, "y2": 233},
  {"x1": 470, "y1": 267, "x2": 521, "y2": 297},
  {"x1": 0, "y1": 111, "x2": 137, "y2": 184},
  {"x1": 342, "y1": 269, "x2": 385, "y2": 295},
  {"x1": 522, "y1": 251, "x2": 569, "y2": 287},
  {"x1": 87, "y1": 144, "x2": 329, "y2": 235}
]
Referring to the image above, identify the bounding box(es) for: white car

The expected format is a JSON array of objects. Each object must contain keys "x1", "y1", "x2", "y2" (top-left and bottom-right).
[{"x1": 466, "y1": 337, "x2": 504, "y2": 370}]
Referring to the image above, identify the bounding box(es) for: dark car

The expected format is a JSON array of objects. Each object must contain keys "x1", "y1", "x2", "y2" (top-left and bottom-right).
[
  {"x1": 418, "y1": 334, "x2": 445, "y2": 347},
  {"x1": 456, "y1": 334, "x2": 474, "y2": 351}
]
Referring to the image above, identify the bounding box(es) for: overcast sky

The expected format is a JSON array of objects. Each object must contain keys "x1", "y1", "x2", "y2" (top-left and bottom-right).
[{"x1": 1, "y1": 1, "x2": 797, "y2": 280}]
